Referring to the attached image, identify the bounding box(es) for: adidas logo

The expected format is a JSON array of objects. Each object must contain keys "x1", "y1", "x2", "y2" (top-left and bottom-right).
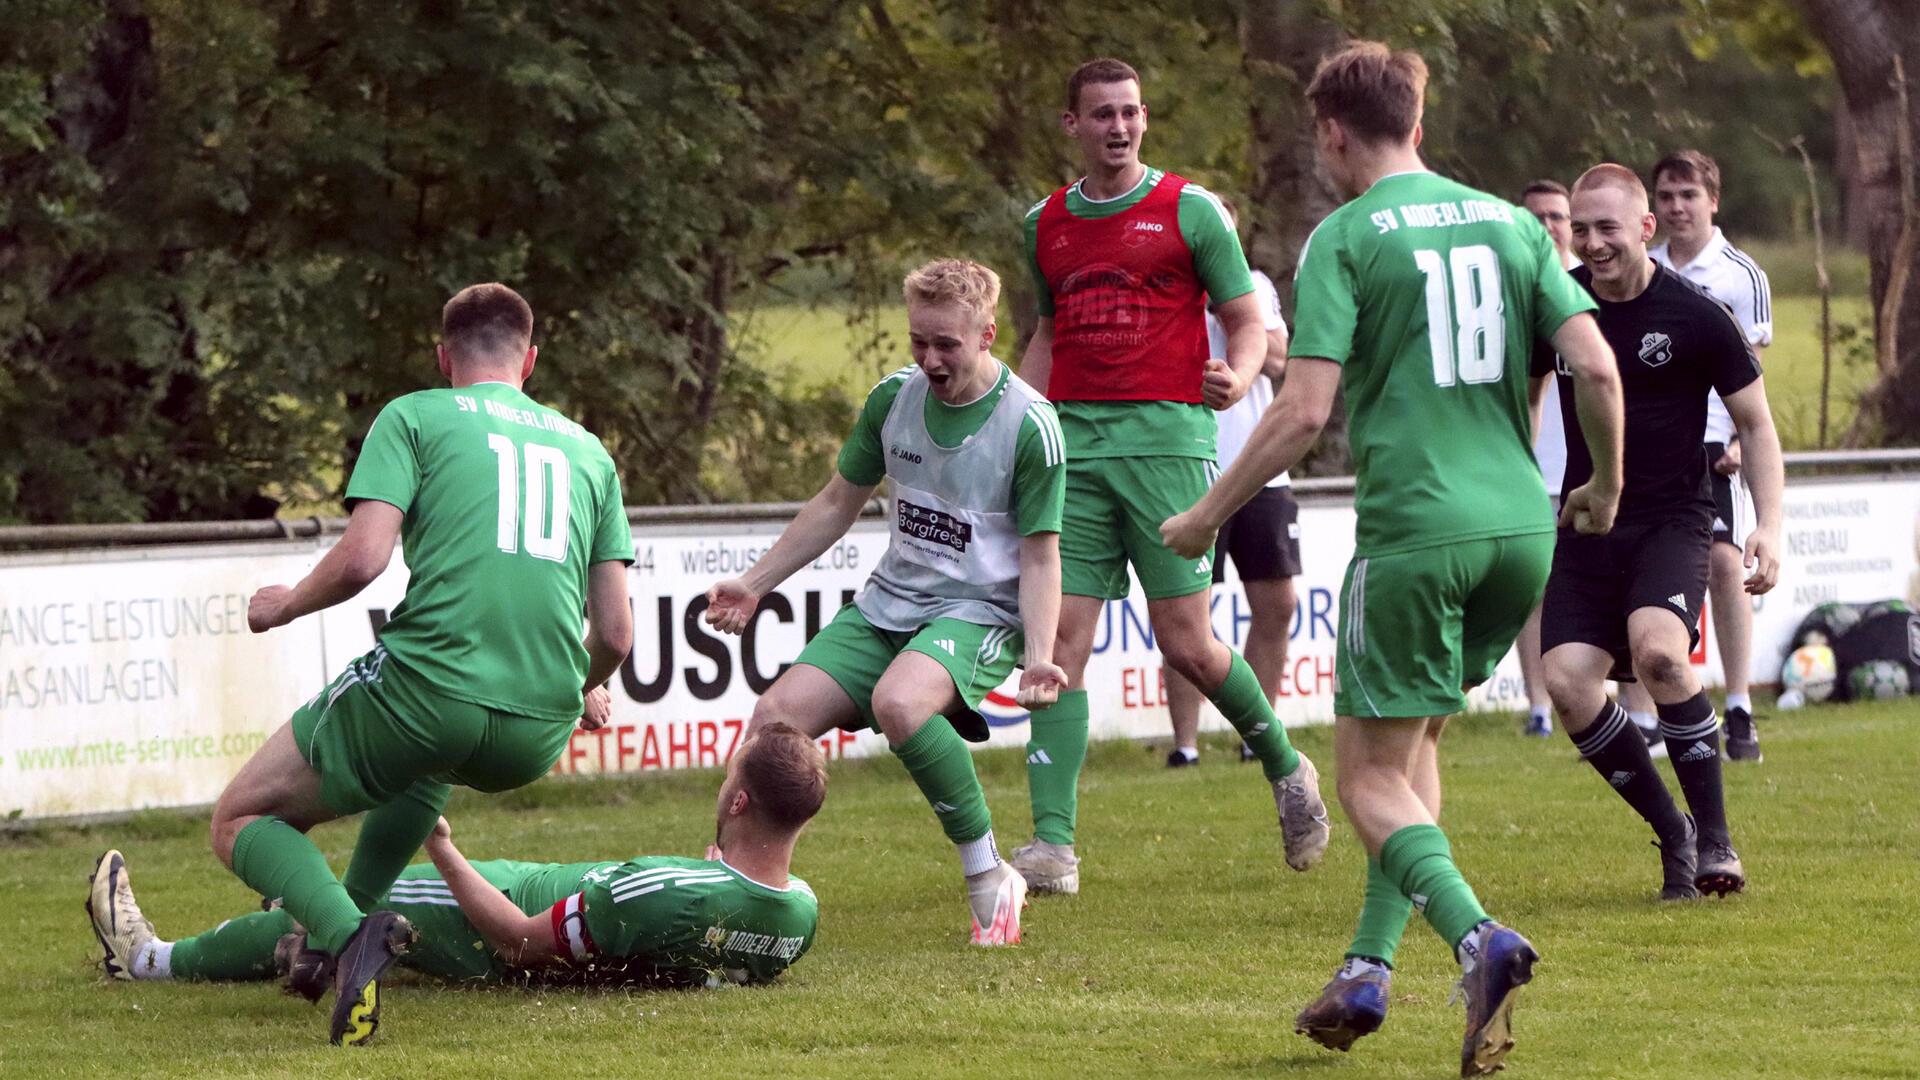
[
  {"x1": 932, "y1": 800, "x2": 958, "y2": 814},
  {"x1": 933, "y1": 639, "x2": 957, "y2": 656},
  {"x1": 1668, "y1": 593, "x2": 1687, "y2": 609},
  {"x1": 1607, "y1": 770, "x2": 1634, "y2": 789},
  {"x1": 1027, "y1": 749, "x2": 1053, "y2": 765},
  {"x1": 1679, "y1": 740, "x2": 1717, "y2": 762},
  {"x1": 1195, "y1": 556, "x2": 1213, "y2": 576},
  {"x1": 1247, "y1": 722, "x2": 1269, "y2": 737}
]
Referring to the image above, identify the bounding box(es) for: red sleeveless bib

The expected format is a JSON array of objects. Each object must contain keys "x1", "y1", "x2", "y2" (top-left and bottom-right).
[{"x1": 1035, "y1": 173, "x2": 1210, "y2": 402}]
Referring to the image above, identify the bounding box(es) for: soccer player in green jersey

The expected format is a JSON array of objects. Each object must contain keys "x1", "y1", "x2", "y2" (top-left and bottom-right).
[
  {"x1": 88, "y1": 722, "x2": 824, "y2": 993},
  {"x1": 706, "y1": 259, "x2": 1068, "y2": 946},
  {"x1": 1016, "y1": 57, "x2": 1331, "y2": 896},
  {"x1": 196, "y1": 285, "x2": 635, "y2": 1044},
  {"x1": 1162, "y1": 44, "x2": 1625, "y2": 1076}
]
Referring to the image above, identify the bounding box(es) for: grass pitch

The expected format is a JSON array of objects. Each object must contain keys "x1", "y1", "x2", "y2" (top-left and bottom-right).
[{"x1": 6, "y1": 698, "x2": 1916, "y2": 1078}]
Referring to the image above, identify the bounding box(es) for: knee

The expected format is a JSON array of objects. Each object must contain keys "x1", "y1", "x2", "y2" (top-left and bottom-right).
[
  {"x1": 1158, "y1": 631, "x2": 1220, "y2": 684},
  {"x1": 1633, "y1": 648, "x2": 1690, "y2": 694},
  {"x1": 748, "y1": 693, "x2": 789, "y2": 733},
  {"x1": 1541, "y1": 660, "x2": 1586, "y2": 713},
  {"x1": 868, "y1": 691, "x2": 923, "y2": 746},
  {"x1": 209, "y1": 810, "x2": 246, "y2": 869}
]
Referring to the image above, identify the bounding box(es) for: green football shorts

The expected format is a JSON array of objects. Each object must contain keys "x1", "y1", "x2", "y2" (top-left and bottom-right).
[
  {"x1": 1059, "y1": 455, "x2": 1216, "y2": 601},
  {"x1": 1334, "y1": 532, "x2": 1554, "y2": 719},
  {"x1": 795, "y1": 605, "x2": 1021, "y2": 742},
  {"x1": 291, "y1": 646, "x2": 572, "y2": 815}
]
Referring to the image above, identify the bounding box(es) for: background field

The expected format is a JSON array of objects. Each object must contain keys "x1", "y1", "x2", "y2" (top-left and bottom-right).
[{"x1": 6, "y1": 697, "x2": 1915, "y2": 1078}]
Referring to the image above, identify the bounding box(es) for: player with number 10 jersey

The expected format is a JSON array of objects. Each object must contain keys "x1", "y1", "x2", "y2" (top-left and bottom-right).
[{"x1": 1291, "y1": 171, "x2": 1594, "y2": 560}]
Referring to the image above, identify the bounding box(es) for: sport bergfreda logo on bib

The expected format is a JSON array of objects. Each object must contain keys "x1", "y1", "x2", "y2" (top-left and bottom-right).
[{"x1": 897, "y1": 500, "x2": 972, "y2": 552}]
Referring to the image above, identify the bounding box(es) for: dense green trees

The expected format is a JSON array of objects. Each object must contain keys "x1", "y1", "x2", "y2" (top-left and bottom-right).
[{"x1": 0, "y1": 0, "x2": 1864, "y2": 524}]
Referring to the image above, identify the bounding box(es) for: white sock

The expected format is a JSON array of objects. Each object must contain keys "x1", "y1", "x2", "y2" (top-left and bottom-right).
[
  {"x1": 1529, "y1": 705, "x2": 1551, "y2": 726},
  {"x1": 1338, "y1": 956, "x2": 1390, "y2": 980},
  {"x1": 1629, "y1": 711, "x2": 1659, "y2": 733},
  {"x1": 1726, "y1": 693, "x2": 1752, "y2": 714},
  {"x1": 132, "y1": 939, "x2": 173, "y2": 980},
  {"x1": 958, "y1": 833, "x2": 1001, "y2": 878},
  {"x1": 1173, "y1": 746, "x2": 1199, "y2": 762}
]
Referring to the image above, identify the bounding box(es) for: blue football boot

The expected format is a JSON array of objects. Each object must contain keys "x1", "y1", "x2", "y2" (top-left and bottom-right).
[
  {"x1": 1455, "y1": 922, "x2": 1539, "y2": 1077},
  {"x1": 1294, "y1": 959, "x2": 1391, "y2": 1052}
]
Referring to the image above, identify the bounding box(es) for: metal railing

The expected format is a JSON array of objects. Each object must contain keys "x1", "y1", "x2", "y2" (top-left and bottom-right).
[{"x1": 3, "y1": 448, "x2": 1916, "y2": 552}]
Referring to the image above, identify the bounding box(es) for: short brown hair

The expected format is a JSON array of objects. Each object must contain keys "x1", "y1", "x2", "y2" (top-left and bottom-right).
[
  {"x1": 1520, "y1": 179, "x2": 1569, "y2": 202},
  {"x1": 1066, "y1": 57, "x2": 1140, "y2": 113},
  {"x1": 1572, "y1": 163, "x2": 1649, "y2": 208},
  {"x1": 441, "y1": 283, "x2": 533, "y2": 360},
  {"x1": 738, "y1": 721, "x2": 827, "y2": 829},
  {"x1": 1651, "y1": 149, "x2": 1721, "y2": 201},
  {"x1": 903, "y1": 258, "x2": 1001, "y2": 324},
  {"x1": 1305, "y1": 41, "x2": 1428, "y2": 144}
]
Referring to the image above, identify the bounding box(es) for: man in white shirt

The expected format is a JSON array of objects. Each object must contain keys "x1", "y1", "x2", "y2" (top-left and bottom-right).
[
  {"x1": 1649, "y1": 149, "x2": 1771, "y2": 762},
  {"x1": 1165, "y1": 198, "x2": 1299, "y2": 766},
  {"x1": 1515, "y1": 179, "x2": 1579, "y2": 737}
]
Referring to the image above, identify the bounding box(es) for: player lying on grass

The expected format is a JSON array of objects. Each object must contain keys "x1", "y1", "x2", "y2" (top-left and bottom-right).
[
  {"x1": 87, "y1": 722, "x2": 825, "y2": 993},
  {"x1": 706, "y1": 258, "x2": 1068, "y2": 946}
]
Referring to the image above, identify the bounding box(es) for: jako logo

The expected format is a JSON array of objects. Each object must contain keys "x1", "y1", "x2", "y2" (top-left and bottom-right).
[
  {"x1": 1131, "y1": 221, "x2": 1165, "y2": 233},
  {"x1": 890, "y1": 446, "x2": 922, "y2": 464}
]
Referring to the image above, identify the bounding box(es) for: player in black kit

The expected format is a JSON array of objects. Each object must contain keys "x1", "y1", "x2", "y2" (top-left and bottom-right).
[{"x1": 1533, "y1": 164, "x2": 1783, "y2": 900}]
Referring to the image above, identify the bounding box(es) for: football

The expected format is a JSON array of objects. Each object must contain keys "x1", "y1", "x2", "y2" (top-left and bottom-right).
[
  {"x1": 1781, "y1": 644, "x2": 1838, "y2": 703},
  {"x1": 1847, "y1": 659, "x2": 1911, "y2": 701}
]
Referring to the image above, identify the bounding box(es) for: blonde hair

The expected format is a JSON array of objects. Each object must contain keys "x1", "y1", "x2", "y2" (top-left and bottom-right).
[
  {"x1": 902, "y1": 258, "x2": 1001, "y2": 325},
  {"x1": 1306, "y1": 41, "x2": 1428, "y2": 144}
]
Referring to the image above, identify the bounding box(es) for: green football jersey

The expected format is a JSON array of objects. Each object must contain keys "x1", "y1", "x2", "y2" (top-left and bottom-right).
[
  {"x1": 345, "y1": 381, "x2": 634, "y2": 721},
  {"x1": 546, "y1": 855, "x2": 818, "y2": 987},
  {"x1": 1290, "y1": 171, "x2": 1596, "y2": 556}
]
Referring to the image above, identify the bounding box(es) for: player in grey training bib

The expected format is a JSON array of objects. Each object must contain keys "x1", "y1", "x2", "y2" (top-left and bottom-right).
[{"x1": 705, "y1": 258, "x2": 1068, "y2": 947}]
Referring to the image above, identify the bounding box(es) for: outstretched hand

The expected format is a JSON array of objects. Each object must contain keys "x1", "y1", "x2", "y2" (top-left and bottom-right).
[
  {"x1": 705, "y1": 579, "x2": 760, "y2": 635},
  {"x1": 1018, "y1": 661, "x2": 1070, "y2": 708}
]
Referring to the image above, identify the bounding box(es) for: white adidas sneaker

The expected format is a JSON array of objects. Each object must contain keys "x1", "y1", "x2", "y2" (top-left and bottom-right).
[{"x1": 1010, "y1": 839, "x2": 1080, "y2": 895}]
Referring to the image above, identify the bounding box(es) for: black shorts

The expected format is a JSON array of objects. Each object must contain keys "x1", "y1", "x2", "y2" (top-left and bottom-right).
[
  {"x1": 1704, "y1": 442, "x2": 1754, "y2": 548},
  {"x1": 1213, "y1": 485, "x2": 1302, "y2": 583},
  {"x1": 1540, "y1": 516, "x2": 1710, "y2": 680}
]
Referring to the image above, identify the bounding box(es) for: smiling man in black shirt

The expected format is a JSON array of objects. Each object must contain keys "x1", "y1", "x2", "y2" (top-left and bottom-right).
[{"x1": 1532, "y1": 163, "x2": 1783, "y2": 901}]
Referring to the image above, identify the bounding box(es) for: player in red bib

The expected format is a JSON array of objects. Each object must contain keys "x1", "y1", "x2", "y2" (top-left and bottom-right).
[{"x1": 1012, "y1": 57, "x2": 1330, "y2": 896}]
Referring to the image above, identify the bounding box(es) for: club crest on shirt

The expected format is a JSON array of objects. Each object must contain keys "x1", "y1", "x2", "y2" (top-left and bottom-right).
[{"x1": 1638, "y1": 331, "x2": 1673, "y2": 368}]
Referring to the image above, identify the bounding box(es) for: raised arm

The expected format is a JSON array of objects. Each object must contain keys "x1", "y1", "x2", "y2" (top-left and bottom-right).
[
  {"x1": 706, "y1": 473, "x2": 876, "y2": 635},
  {"x1": 423, "y1": 819, "x2": 562, "y2": 968},
  {"x1": 246, "y1": 500, "x2": 403, "y2": 633},
  {"x1": 1722, "y1": 378, "x2": 1784, "y2": 594},
  {"x1": 1549, "y1": 313, "x2": 1624, "y2": 535}
]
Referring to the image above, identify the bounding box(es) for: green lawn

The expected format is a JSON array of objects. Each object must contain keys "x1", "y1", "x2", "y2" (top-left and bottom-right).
[{"x1": 7, "y1": 699, "x2": 1916, "y2": 1077}]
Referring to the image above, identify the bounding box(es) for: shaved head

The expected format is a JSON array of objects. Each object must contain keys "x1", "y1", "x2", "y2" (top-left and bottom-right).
[{"x1": 1571, "y1": 163, "x2": 1648, "y2": 212}]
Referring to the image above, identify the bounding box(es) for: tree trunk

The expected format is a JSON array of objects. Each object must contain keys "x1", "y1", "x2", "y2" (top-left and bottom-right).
[
  {"x1": 1799, "y1": 0, "x2": 1920, "y2": 444},
  {"x1": 1240, "y1": 0, "x2": 1346, "y2": 472}
]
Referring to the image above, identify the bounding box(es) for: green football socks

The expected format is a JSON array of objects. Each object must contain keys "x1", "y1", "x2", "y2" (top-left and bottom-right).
[
  {"x1": 1346, "y1": 856, "x2": 1415, "y2": 966},
  {"x1": 341, "y1": 780, "x2": 450, "y2": 911},
  {"x1": 1025, "y1": 690, "x2": 1089, "y2": 846},
  {"x1": 230, "y1": 815, "x2": 363, "y2": 956},
  {"x1": 1378, "y1": 823, "x2": 1490, "y2": 951},
  {"x1": 1210, "y1": 651, "x2": 1301, "y2": 780},
  {"x1": 169, "y1": 908, "x2": 297, "y2": 980},
  {"x1": 894, "y1": 715, "x2": 992, "y2": 847}
]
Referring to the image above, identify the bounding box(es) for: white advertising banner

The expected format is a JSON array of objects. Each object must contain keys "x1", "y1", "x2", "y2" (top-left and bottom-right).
[{"x1": 4, "y1": 475, "x2": 1916, "y2": 820}]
